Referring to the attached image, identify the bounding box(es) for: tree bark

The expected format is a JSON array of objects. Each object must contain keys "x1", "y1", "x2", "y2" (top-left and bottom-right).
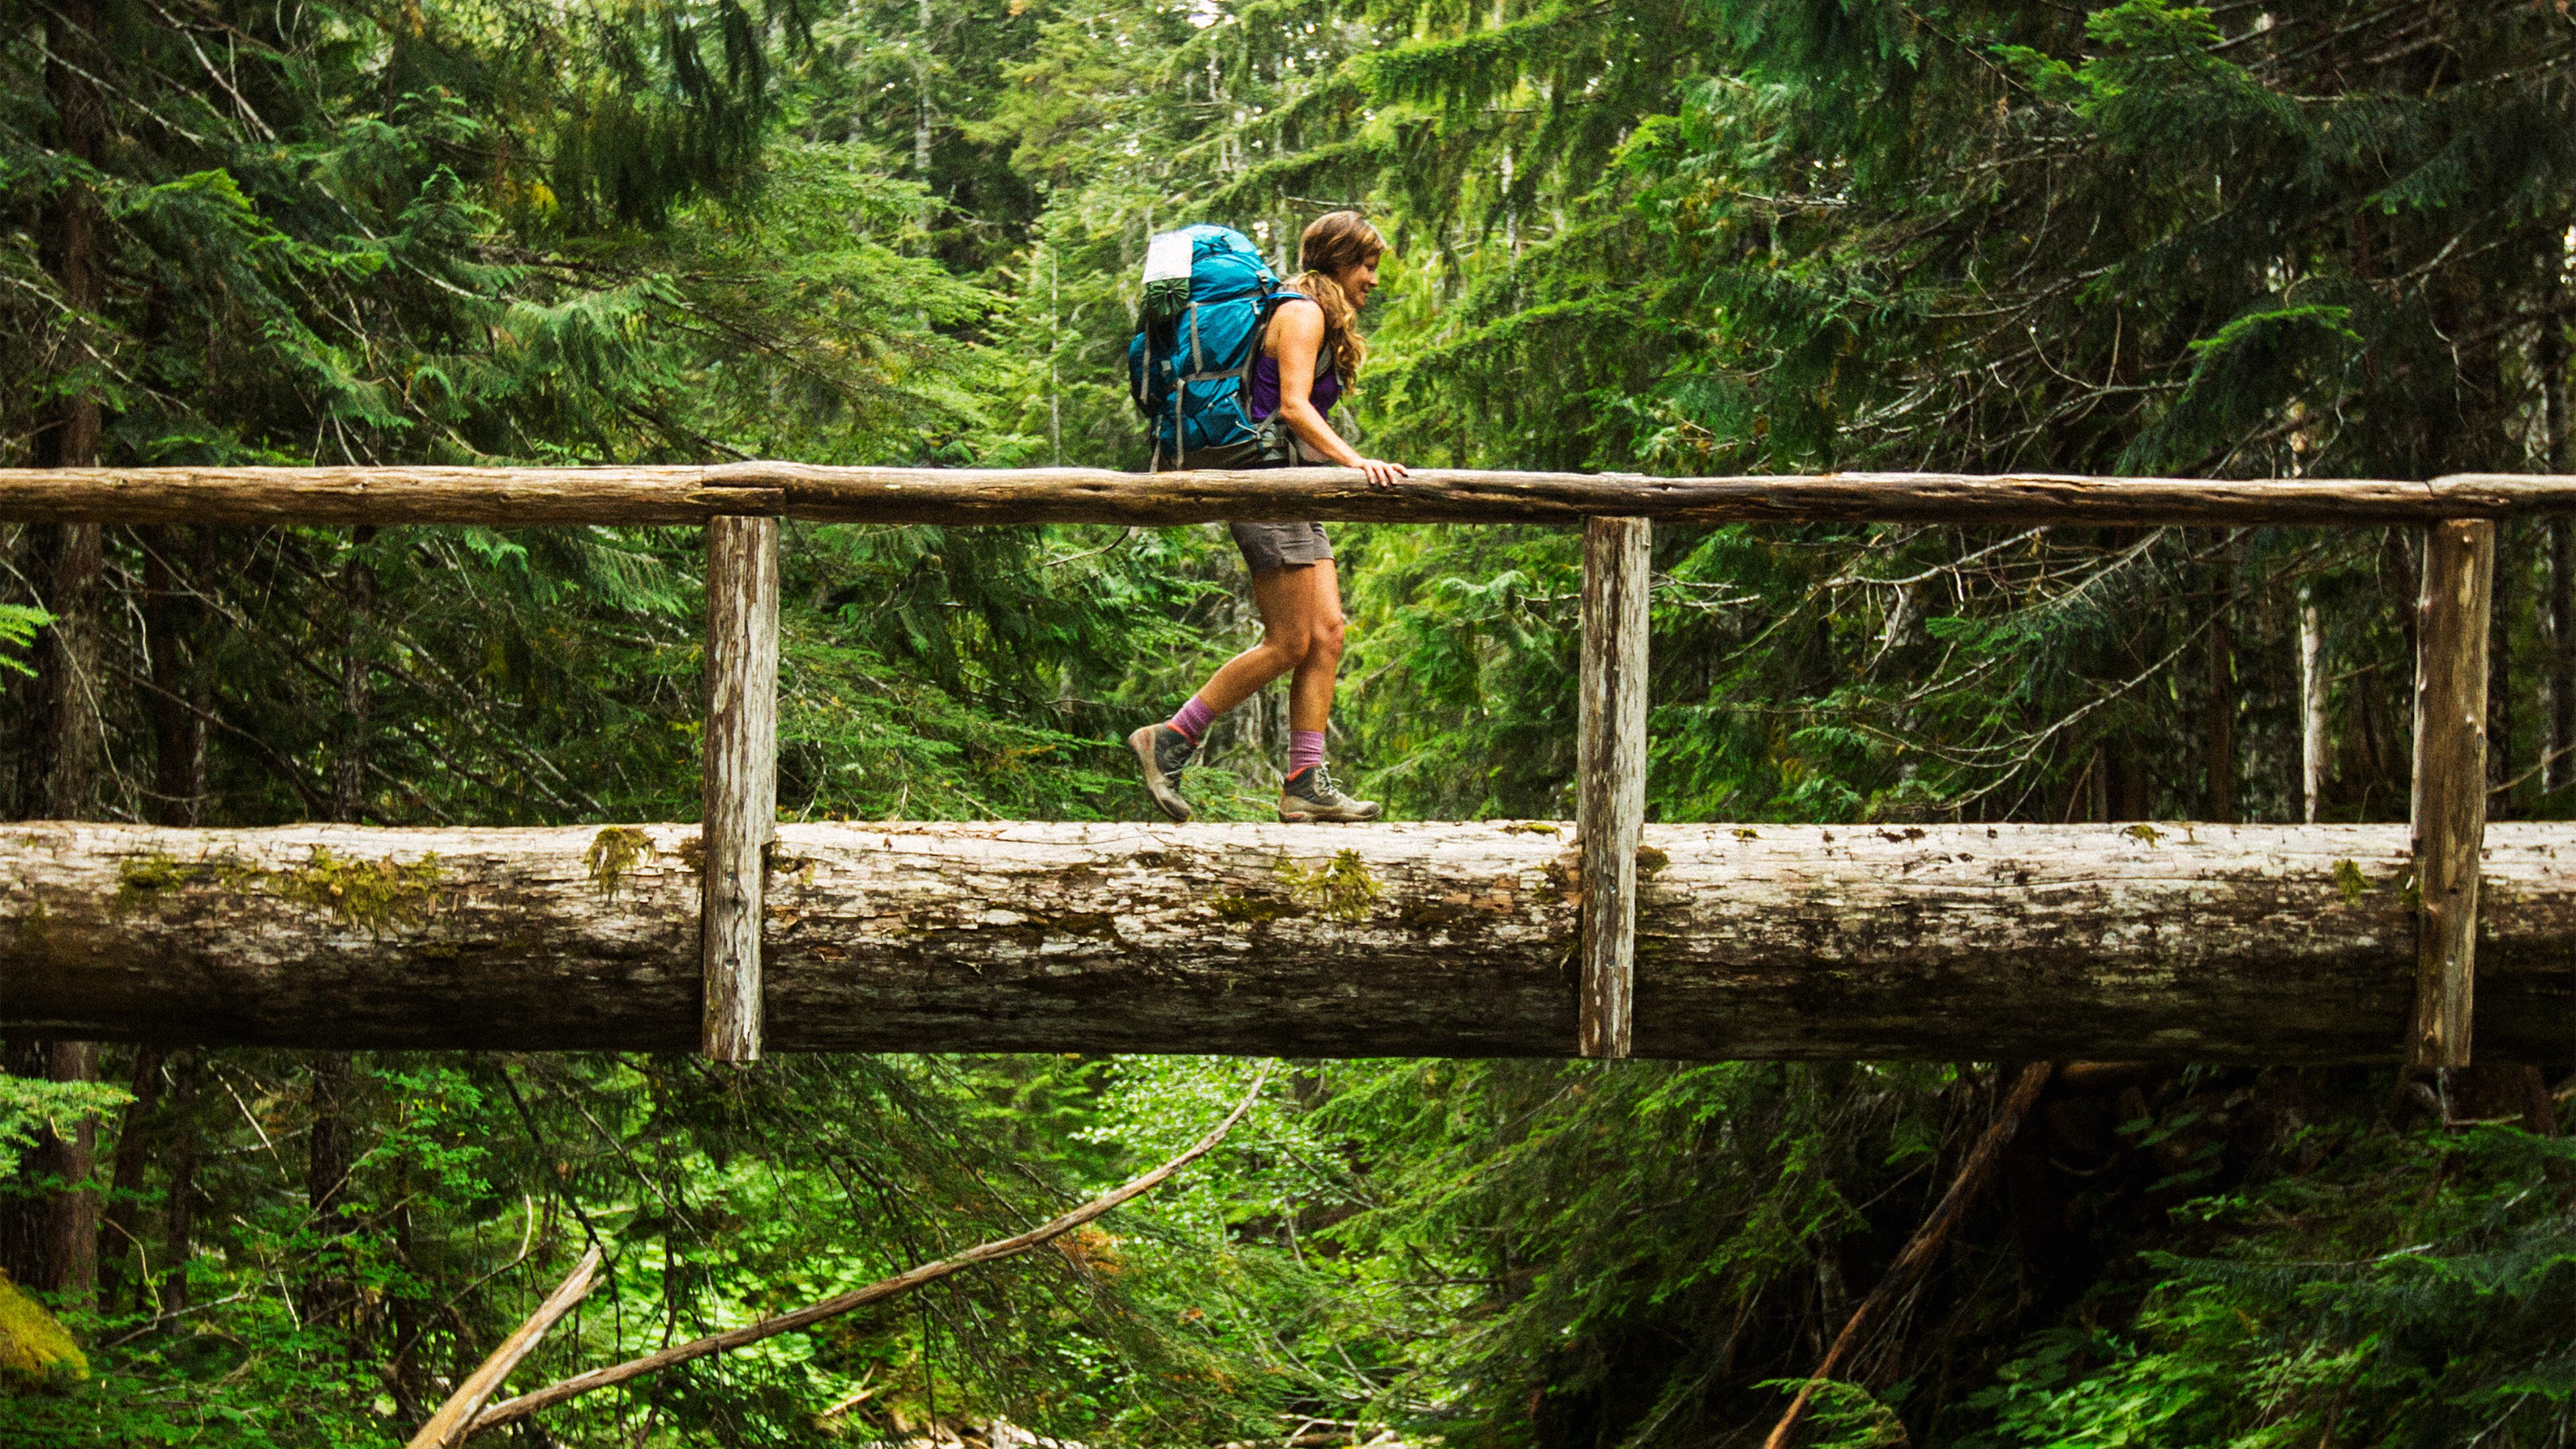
[
  {"x1": 303, "y1": 529, "x2": 375, "y2": 1328},
  {"x1": 2492, "y1": 522, "x2": 2517, "y2": 818},
  {"x1": 14, "y1": 0, "x2": 112, "y2": 1314},
  {"x1": 97, "y1": 1044, "x2": 162, "y2": 1311},
  {"x1": 10, "y1": 820, "x2": 2576, "y2": 1062},
  {"x1": 2545, "y1": 319, "x2": 2574, "y2": 798},
  {"x1": 142, "y1": 529, "x2": 207, "y2": 826},
  {"x1": 158, "y1": 1049, "x2": 200, "y2": 1317},
  {"x1": 333, "y1": 528, "x2": 374, "y2": 823},
  {"x1": 23, "y1": 0, "x2": 107, "y2": 822},
  {"x1": 301, "y1": 1052, "x2": 358, "y2": 1328},
  {"x1": 10, "y1": 466, "x2": 2576, "y2": 528},
  {"x1": 701, "y1": 516, "x2": 777, "y2": 1063},
  {"x1": 2411, "y1": 521, "x2": 2495, "y2": 1069},
  {"x1": 2300, "y1": 588, "x2": 2328, "y2": 823},
  {"x1": 2206, "y1": 535, "x2": 2237, "y2": 823},
  {"x1": 1577, "y1": 517, "x2": 1649, "y2": 1059},
  {"x1": 37, "y1": 1040, "x2": 101, "y2": 1308}
]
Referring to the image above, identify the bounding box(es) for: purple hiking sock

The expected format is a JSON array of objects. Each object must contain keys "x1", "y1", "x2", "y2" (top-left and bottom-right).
[
  {"x1": 1170, "y1": 696, "x2": 1216, "y2": 743},
  {"x1": 1289, "y1": 729, "x2": 1326, "y2": 778}
]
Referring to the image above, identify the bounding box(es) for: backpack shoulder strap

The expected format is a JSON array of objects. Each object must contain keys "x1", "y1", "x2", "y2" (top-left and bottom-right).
[{"x1": 1233, "y1": 282, "x2": 1302, "y2": 409}]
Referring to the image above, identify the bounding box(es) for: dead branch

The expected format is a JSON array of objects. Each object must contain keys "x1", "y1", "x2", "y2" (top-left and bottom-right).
[
  {"x1": 1762, "y1": 1063, "x2": 2056, "y2": 1449},
  {"x1": 461, "y1": 1065, "x2": 1275, "y2": 1438},
  {"x1": 406, "y1": 1244, "x2": 604, "y2": 1449}
]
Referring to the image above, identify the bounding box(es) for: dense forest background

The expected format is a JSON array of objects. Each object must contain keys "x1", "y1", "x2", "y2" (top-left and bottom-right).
[{"x1": 5, "y1": 0, "x2": 2576, "y2": 1442}]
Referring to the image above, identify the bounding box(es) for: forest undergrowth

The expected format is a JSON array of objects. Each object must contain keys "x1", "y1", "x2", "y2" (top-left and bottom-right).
[{"x1": 5, "y1": 0, "x2": 2576, "y2": 1442}]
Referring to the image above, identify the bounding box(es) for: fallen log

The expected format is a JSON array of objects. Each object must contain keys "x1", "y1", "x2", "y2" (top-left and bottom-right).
[
  {"x1": 1, "y1": 464, "x2": 2573, "y2": 528},
  {"x1": 6, "y1": 820, "x2": 2574, "y2": 1061}
]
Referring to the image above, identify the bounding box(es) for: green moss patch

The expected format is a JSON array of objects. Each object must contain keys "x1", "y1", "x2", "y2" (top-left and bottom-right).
[
  {"x1": 112, "y1": 849, "x2": 256, "y2": 911},
  {"x1": 1276, "y1": 850, "x2": 1383, "y2": 923},
  {"x1": 1211, "y1": 892, "x2": 1297, "y2": 924},
  {"x1": 0, "y1": 1269, "x2": 87, "y2": 1391},
  {"x1": 585, "y1": 826, "x2": 655, "y2": 900},
  {"x1": 268, "y1": 847, "x2": 445, "y2": 933}
]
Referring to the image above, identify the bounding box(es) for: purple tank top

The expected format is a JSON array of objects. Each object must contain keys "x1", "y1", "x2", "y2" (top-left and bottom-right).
[{"x1": 1248, "y1": 350, "x2": 1342, "y2": 421}]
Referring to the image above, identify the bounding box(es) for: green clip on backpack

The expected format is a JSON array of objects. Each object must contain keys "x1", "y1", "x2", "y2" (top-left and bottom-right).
[{"x1": 1128, "y1": 225, "x2": 1302, "y2": 469}]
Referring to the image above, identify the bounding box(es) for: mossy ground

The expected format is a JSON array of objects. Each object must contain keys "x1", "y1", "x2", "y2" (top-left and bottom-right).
[{"x1": 0, "y1": 1270, "x2": 86, "y2": 1391}]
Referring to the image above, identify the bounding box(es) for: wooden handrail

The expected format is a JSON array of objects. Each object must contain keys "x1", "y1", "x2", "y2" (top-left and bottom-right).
[{"x1": 1, "y1": 464, "x2": 2572, "y2": 526}]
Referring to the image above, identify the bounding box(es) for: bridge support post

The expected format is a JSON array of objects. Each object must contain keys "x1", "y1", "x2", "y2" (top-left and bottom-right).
[
  {"x1": 1578, "y1": 517, "x2": 1650, "y2": 1060},
  {"x1": 2410, "y1": 519, "x2": 2493, "y2": 1072},
  {"x1": 703, "y1": 515, "x2": 779, "y2": 1063}
]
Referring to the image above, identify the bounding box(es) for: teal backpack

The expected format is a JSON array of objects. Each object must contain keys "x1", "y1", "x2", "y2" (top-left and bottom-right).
[{"x1": 1127, "y1": 225, "x2": 1301, "y2": 468}]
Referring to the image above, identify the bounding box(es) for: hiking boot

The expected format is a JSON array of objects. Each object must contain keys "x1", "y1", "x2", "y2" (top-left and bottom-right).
[
  {"x1": 1129, "y1": 723, "x2": 1199, "y2": 822},
  {"x1": 1277, "y1": 764, "x2": 1382, "y2": 822}
]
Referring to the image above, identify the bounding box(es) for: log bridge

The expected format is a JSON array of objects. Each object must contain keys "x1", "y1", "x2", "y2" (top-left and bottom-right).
[{"x1": 3, "y1": 465, "x2": 2571, "y2": 1066}]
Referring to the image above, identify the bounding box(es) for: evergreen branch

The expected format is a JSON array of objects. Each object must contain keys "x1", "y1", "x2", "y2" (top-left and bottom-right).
[{"x1": 463, "y1": 1063, "x2": 1277, "y2": 1436}]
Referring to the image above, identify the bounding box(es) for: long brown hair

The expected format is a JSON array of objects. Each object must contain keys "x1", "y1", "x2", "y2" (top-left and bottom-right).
[{"x1": 1288, "y1": 211, "x2": 1387, "y2": 382}]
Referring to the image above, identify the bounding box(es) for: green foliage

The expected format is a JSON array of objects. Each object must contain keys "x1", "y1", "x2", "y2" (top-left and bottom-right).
[
  {"x1": 1964, "y1": 1128, "x2": 2576, "y2": 1449},
  {"x1": 0, "y1": 1076, "x2": 127, "y2": 1181},
  {"x1": 0, "y1": 604, "x2": 46, "y2": 676}
]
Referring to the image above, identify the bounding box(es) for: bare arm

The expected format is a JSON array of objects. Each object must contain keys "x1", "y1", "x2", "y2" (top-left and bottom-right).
[{"x1": 1268, "y1": 300, "x2": 1408, "y2": 486}]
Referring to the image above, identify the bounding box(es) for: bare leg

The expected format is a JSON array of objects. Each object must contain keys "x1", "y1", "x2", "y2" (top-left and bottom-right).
[
  {"x1": 1193, "y1": 564, "x2": 1324, "y2": 716},
  {"x1": 1287, "y1": 560, "x2": 1345, "y2": 733}
]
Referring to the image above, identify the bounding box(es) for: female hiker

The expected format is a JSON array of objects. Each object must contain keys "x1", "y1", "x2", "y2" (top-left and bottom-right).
[{"x1": 1129, "y1": 210, "x2": 1407, "y2": 824}]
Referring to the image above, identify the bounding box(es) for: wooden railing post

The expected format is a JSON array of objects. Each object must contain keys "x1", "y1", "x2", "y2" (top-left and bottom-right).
[
  {"x1": 703, "y1": 515, "x2": 779, "y2": 1063},
  {"x1": 2410, "y1": 519, "x2": 2493, "y2": 1071},
  {"x1": 1578, "y1": 517, "x2": 1650, "y2": 1060}
]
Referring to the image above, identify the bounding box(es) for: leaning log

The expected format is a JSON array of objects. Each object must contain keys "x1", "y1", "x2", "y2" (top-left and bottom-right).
[
  {"x1": 5, "y1": 820, "x2": 2573, "y2": 1061},
  {"x1": 2, "y1": 464, "x2": 2574, "y2": 528}
]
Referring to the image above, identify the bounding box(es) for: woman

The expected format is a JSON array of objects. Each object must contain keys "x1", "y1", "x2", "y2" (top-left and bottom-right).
[{"x1": 1129, "y1": 211, "x2": 1409, "y2": 823}]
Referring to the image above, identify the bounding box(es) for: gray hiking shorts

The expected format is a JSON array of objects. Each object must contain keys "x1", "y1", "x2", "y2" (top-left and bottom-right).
[
  {"x1": 1230, "y1": 521, "x2": 1333, "y2": 576},
  {"x1": 1149, "y1": 447, "x2": 1332, "y2": 576}
]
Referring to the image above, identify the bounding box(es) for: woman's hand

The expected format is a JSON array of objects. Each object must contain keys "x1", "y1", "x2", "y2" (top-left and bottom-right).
[{"x1": 1356, "y1": 458, "x2": 1410, "y2": 488}]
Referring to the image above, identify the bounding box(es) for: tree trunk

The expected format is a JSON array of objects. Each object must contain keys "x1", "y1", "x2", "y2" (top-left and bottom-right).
[
  {"x1": 159, "y1": 1049, "x2": 200, "y2": 1318},
  {"x1": 97, "y1": 1044, "x2": 163, "y2": 1310},
  {"x1": 13, "y1": 0, "x2": 112, "y2": 1314},
  {"x1": 333, "y1": 529, "x2": 374, "y2": 822},
  {"x1": 2546, "y1": 319, "x2": 2573, "y2": 799},
  {"x1": 2492, "y1": 523, "x2": 2518, "y2": 818},
  {"x1": 2300, "y1": 588, "x2": 2328, "y2": 822},
  {"x1": 11, "y1": 820, "x2": 2576, "y2": 1062},
  {"x1": 2206, "y1": 534, "x2": 2237, "y2": 823},
  {"x1": 142, "y1": 530, "x2": 206, "y2": 826},
  {"x1": 37, "y1": 1040, "x2": 101, "y2": 1307},
  {"x1": 23, "y1": 0, "x2": 107, "y2": 821},
  {"x1": 303, "y1": 527, "x2": 376, "y2": 1329},
  {"x1": 302, "y1": 1052, "x2": 358, "y2": 1329}
]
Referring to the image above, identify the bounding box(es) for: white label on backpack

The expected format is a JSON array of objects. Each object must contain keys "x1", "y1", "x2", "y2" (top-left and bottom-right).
[{"x1": 1143, "y1": 229, "x2": 1195, "y2": 284}]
